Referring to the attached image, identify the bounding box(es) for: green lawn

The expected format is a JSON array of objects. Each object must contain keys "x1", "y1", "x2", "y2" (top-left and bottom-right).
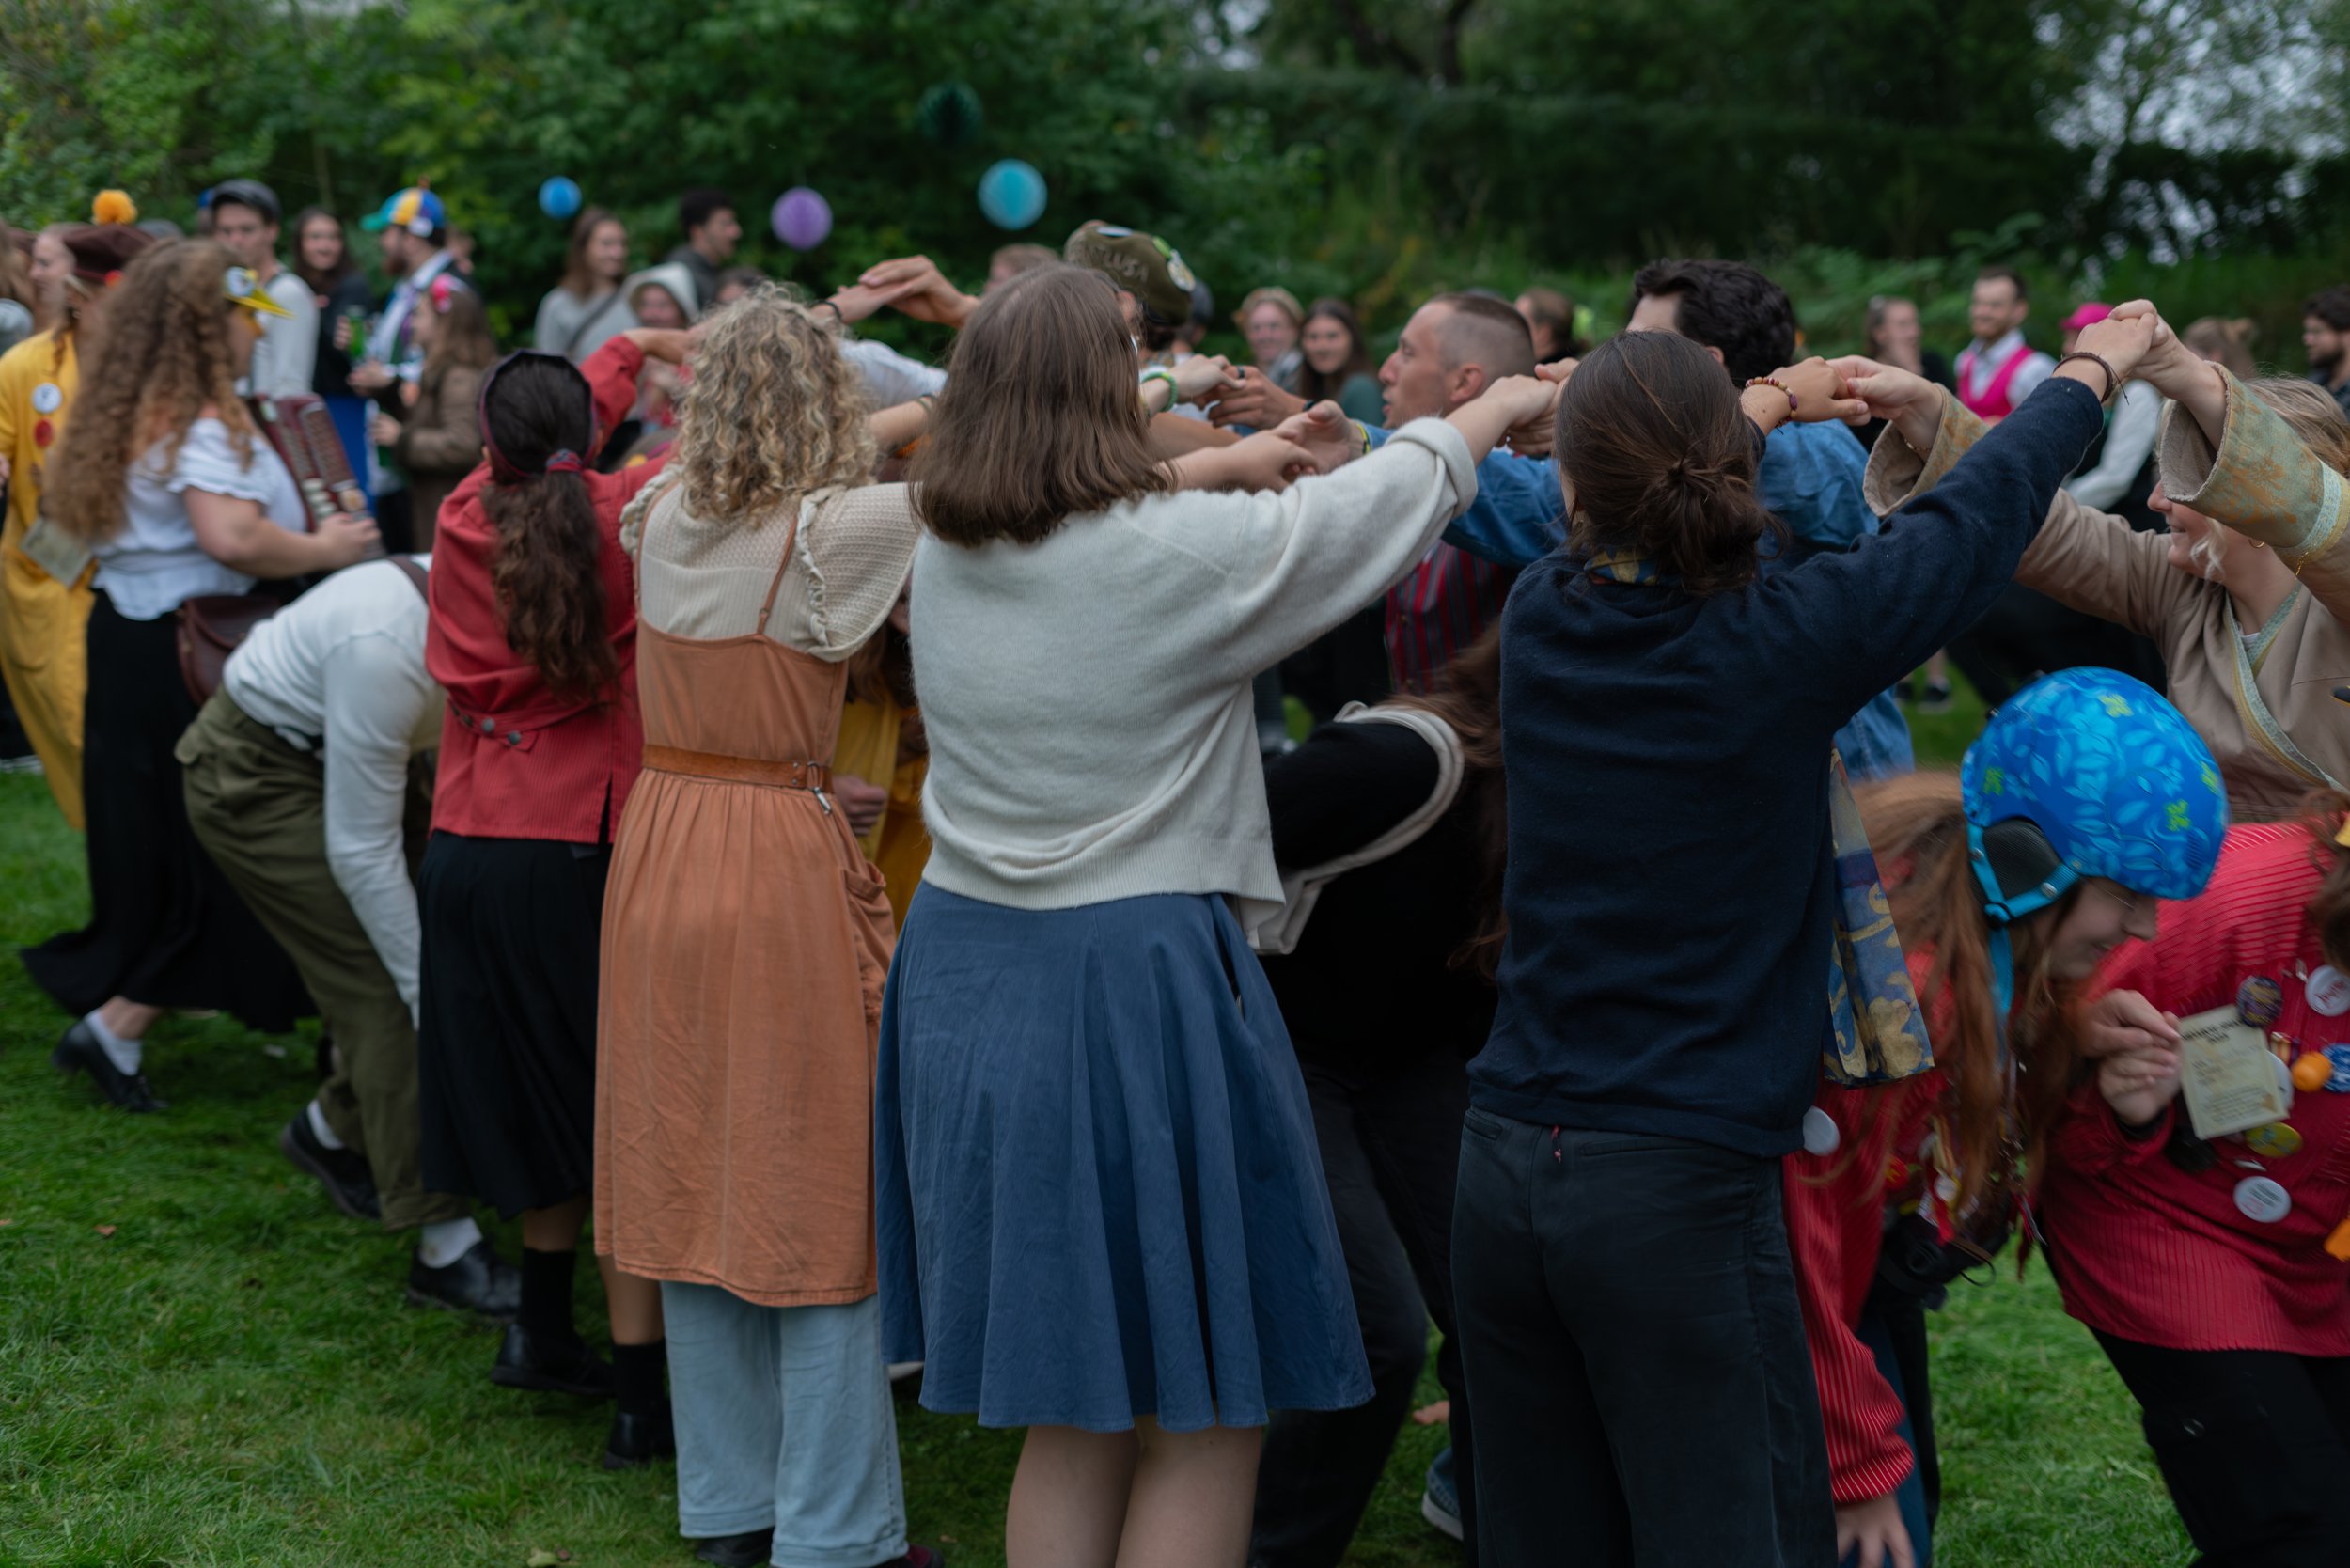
[{"x1": 0, "y1": 680, "x2": 2191, "y2": 1566}]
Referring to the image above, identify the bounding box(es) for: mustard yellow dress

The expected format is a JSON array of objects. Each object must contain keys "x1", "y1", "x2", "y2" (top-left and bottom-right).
[
  {"x1": 0, "y1": 331, "x2": 87, "y2": 826},
  {"x1": 832, "y1": 696, "x2": 931, "y2": 929}
]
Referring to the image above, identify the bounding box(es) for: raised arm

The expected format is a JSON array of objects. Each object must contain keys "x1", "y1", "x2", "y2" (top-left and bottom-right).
[
  {"x1": 1857, "y1": 372, "x2": 2187, "y2": 640},
  {"x1": 2150, "y1": 353, "x2": 2350, "y2": 622},
  {"x1": 1775, "y1": 322, "x2": 2141, "y2": 726},
  {"x1": 1197, "y1": 377, "x2": 1554, "y2": 681}
]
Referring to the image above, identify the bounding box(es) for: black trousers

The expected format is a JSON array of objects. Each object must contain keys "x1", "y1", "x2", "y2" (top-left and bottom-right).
[
  {"x1": 1251, "y1": 1052, "x2": 1474, "y2": 1568},
  {"x1": 1452, "y1": 1112, "x2": 1835, "y2": 1568},
  {"x1": 2095, "y1": 1332, "x2": 2350, "y2": 1567}
]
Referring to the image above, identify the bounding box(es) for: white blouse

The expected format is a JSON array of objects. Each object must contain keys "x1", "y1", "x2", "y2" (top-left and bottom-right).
[{"x1": 95, "y1": 417, "x2": 306, "y2": 621}]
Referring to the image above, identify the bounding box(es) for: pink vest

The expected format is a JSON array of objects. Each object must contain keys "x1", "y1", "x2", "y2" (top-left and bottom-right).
[{"x1": 1957, "y1": 340, "x2": 2033, "y2": 420}]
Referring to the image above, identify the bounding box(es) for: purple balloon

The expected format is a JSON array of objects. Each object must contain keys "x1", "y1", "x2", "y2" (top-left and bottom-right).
[{"x1": 772, "y1": 187, "x2": 832, "y2": 251}]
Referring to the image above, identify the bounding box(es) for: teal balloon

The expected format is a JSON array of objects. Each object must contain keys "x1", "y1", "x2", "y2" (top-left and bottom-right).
[
  {"x1": 538, "y1": 177, "x2": 582, "y2": 220},
  {"x1": 916, "y1": 82, "x2": 983, "y2": 148},
  {"x1": 978, "y1": 160, "x2": 1047, "y2": 230}
]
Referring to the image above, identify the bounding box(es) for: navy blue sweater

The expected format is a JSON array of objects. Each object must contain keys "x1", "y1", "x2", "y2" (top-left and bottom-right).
[{"x1": 1473, "y1": 378, "x2": 2104, "y2": 1156}]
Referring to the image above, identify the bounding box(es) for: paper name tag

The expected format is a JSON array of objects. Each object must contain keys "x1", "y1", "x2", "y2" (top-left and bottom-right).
[
  {"x1": 2177, "y1": 1003, "x2": 2292, "y2": 1140},
  {"x1": 18, "y1": 514, "x2": 93, "y2": 587}
]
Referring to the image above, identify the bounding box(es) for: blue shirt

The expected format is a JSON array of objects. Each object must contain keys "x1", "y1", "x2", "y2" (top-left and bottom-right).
[{"x1": 1371, "y1": 418, "x2": 1914, "y2": 779}]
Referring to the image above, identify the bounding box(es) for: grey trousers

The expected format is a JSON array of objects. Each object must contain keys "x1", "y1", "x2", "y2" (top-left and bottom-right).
[{"x1": 661, "y1": 1281, "x2": 909, "y2": 1567}]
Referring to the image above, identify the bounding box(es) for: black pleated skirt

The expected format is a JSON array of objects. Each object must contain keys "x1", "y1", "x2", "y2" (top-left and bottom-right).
[
  {"x1": 415, "y1": 829, "x2": 608, "y2": 1217},
  {"x1": 21, "y1": 591, "x2": 311, "y2": 1032}
]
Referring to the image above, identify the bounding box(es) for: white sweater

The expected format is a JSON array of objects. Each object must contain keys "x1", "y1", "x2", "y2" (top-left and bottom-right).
[{"x1": 910, "y1": 416, "x2": 1479, "y2": 932}]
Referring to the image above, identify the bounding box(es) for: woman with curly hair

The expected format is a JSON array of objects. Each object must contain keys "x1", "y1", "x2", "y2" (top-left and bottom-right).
[
  {"x1": 594, "y1": 285, "x2": 942, "y2": 1568},
  {"x1": 24, "y1": 239, "x2": 378, "y2": 1110},
  {"x1": 414, "y1": 323, "x2": 688, "y2": 1462}
]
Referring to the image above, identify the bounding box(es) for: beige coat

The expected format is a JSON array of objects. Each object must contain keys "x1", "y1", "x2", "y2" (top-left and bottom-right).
[{"x1": 1865, "y1": 371, "x2": 2350, "y2": 819}]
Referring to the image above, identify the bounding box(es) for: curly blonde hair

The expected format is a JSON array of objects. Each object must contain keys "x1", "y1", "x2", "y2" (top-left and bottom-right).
[
  {"x1": 49, "y1": 239, "x2": 254, "y2": 542},
  {"x1": 671, "y1": 286, "x2": 876, "y2": 522}
]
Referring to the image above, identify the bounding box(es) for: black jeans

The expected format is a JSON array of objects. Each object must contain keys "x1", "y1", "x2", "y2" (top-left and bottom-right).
[
  {"x1": 1252, "y1": 1053, "x2": 1473, "y2": 1567},
  {"x1": 1451, "y1": 1110, "x2": 1835, "y2": 1567},
  {"x1": 2095, "y1": 1332, "x2": 2350, "y2": 1567}
]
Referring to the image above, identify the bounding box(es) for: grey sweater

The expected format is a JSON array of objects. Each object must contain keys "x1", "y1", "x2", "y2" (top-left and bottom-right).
[
  {"x1": 908, "y1": 417, "x2": 1478, "y2": 932},
  {"x1": 533, "y1": 286, "x2": 638, "y2": 364}
]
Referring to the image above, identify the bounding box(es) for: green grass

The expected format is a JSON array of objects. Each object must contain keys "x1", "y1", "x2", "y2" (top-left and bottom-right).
[{"x1": 0, "y1": 694, "x2": 2189, "y2": 1565}]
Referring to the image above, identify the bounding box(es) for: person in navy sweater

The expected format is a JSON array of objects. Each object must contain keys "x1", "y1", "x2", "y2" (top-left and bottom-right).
[{"x1": 1451, "y1": 306, "x2": 2158, "y2": 1565}]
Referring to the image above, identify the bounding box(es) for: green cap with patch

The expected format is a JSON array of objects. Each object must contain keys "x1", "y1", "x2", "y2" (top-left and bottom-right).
[{"x1": 1062, "y1": 220, "x2": 1197, "y2": 326}]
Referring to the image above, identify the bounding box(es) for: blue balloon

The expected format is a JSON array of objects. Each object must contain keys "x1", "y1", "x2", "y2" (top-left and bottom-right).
[
  {"x1": 978, "y1": 159, "x2": 1047, "y2": 230},
  {"x1": 539, "y1": 177, "x2": 583, "y2": 220}
]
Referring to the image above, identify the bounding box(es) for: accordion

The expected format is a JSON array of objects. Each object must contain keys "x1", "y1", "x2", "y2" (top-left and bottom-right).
[{"x1": 249, "y1": 393, "x2": 371, "y2": 527}]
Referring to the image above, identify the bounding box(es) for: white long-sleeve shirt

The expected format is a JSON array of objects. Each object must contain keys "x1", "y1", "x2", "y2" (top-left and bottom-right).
[
  {"x1": 2061, "y1": 378, "x2": 2161, "y2": 512},
  {"x1": 909, "y1": 417, "x2": 1478, "y2": 934},
  {"x1": 223, "y1": 556, "x2": 440, "y2": 1019}
]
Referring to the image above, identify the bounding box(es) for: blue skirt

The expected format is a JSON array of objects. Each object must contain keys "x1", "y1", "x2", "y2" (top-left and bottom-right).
[{"x1": 875, "y1": 885, "x2": 1372, "y2": 1433}]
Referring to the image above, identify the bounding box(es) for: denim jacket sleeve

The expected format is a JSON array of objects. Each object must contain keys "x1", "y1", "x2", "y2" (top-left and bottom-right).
[{"x1": 1365, "y1": 424, "x2": 1564, "y2": 569}]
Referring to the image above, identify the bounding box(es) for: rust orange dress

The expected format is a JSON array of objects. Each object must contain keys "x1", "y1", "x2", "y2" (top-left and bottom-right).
[{"x1": 595, "y1": 496, "x2": 896, "y2": 1306}]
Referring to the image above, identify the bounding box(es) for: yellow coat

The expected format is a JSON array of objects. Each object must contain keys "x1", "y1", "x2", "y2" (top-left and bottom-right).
[{"x1": 0, "y1": 331, "x2": 87, "y2": 827}]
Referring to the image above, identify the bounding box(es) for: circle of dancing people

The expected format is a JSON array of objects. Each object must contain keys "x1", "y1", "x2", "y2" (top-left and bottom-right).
[{"x1": 8, "y1": 177, "x2": 2350, "y2": 1568}]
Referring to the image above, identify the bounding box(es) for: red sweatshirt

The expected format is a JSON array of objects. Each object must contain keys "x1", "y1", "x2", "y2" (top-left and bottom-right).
[
  {"x1": 427, "y1": 337, "x2": 665, "y2": 843},
  {"x1": 1786, "y1": 951, "x2": 1948, "y2": 1504},
  {"x1": 2039, "y1": 821, "x2": 2350, "y2": 1356}
]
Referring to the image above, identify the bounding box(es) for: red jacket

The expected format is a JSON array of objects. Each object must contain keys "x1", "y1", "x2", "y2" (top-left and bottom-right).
[
  {"x1": 2040, "y1": 821, "x2": 2350, "y2": 1357},
  {"x1": 1786, "y1": 951, "x2": 1947, "y2": 1505},
  {"x1": 426, "y1": 337, "x2": 665, "y2": 843}
]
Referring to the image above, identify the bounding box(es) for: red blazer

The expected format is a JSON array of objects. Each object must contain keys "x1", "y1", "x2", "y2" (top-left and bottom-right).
[
  {"x1": 1786, "y1": 950, "x2": 1947, "y2": 1505},
  {"x1": 2040, "y1": 821, "x2": 2350, "y2": 1358},
  {"x1": 426, "y1": 337, "x2": 665, "y2": 843}
]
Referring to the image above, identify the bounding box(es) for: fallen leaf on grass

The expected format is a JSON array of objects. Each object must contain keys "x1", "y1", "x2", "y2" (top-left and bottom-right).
[
  {"x1": 95, "y1": 1224, "x2": 117, "y2": 1237},
  {"x1": 0, "y1": 1218, "x2": 13, "y2": 1227},
  {"x1": 525, "y1": 1551, "x2": 571, "y2": 1567}
]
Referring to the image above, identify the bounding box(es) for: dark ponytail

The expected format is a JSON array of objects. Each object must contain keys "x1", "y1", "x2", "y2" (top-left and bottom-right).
[
  {"x1": 1557, "y1": 331, "x2": 1780, "y2": 595},
  {"x1": 478, "y1": 353, "x2": 618, "y2": 703}
]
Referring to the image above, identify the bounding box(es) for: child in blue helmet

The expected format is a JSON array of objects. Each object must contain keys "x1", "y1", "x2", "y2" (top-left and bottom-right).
[{"x1": 1786, "y1": 668, "x2": 2228, "y2": 1568}]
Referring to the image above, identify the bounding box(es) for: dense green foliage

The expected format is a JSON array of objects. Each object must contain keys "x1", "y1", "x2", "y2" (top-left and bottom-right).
[{"x1": 3, "y1": 0, "x2": 2346, "y2": 353}]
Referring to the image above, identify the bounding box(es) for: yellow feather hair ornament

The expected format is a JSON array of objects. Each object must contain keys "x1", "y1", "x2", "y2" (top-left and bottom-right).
[{"x1": 91, "y1": 189, "x2": 137, "y2": 226}]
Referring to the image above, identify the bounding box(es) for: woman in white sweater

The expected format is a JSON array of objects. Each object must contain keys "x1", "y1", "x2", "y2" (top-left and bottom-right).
[{"x1": 873, "y1": 262, "x2": 1552, "y2": 1565}]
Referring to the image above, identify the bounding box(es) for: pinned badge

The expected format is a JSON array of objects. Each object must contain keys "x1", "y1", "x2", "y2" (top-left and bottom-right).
[
  {"x1": 32, "y1": 418, "x2": 52, "y2": 448},
  {"x1": 2324, "y1": 1043, "x2": 2350, "y2": 1092},
  {"x1": 30, "y1": 382, "x2": 62, "y2": 415},
  {"x1": 2238, "y1": 975, "x2": 2284, "y2": 1028},
  {"x1": 2308, "y1": 965, "x2": 2350, "y2": 1018},
  {"x1": 2234, "y1": 1175, "x2": 2293, "y2": 1224},
  {"x1": 1801, "y1": 1105, "x2": 1841, "y2": 1157},
  {"x1": 2246, "y1": 1122, "x2": 2304, "y2": 1159}
]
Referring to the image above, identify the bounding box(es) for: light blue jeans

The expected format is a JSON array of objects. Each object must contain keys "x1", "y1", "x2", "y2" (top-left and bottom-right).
[{"x1": 662, "y1": 1282, "x2": 909, "y2": 1567}]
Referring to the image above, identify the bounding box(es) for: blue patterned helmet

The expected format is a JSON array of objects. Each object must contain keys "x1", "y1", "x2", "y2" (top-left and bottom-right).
[{"x1": 1960, "y1": 668, "x2": 2227, "y2": 926}]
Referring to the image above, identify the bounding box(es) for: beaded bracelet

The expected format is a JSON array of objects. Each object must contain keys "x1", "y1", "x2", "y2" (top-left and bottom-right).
[{"x1": 1744, "y1": 375, "x2": 1798, "y2": 415}]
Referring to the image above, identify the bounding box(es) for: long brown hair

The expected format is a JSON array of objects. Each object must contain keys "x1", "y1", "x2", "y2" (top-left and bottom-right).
[
  {"x1": 1556, "y1": 330, "x2": 1779, "y2": 594},
  {"x1": 0, "y1": 225, "x2": 32, "y2": 315},
  {"x1": 559, "y1": 209, "x2": 625, "y2": 300},
  {"x1": 478, "y1": 353, "x2": 619, "y2": 702},
  {"x1": 48, "y1": 239, "x2": 254, "y2": 543},
  {"x1": 1849, "y1": 773, "x2": 2081, "y2": 1227},
  {"x1": 913, "y1": 263, "x2": 1171, "y2": 547},
  {"x1": 290, "y1": 208, "x2": 356, "y2": 295},
  {"x1": 1389, "y1": 626, "x2": 1508, "y2": 974},
  {"x1": 1295, "y1": 297, "x2": 1372, "y2": 402},
  {"x1": 423, "y1": 281, "x2": 497, "y2": 384}
]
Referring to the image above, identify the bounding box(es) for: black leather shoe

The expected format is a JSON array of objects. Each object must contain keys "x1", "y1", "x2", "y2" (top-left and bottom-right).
[
  {"x1": 603, "y1": 1402, "x2": 676, "y2": 1470},
  {"x1": 491, "y1": 1323, "x2": 612, "y2": 1397},
  {"x1": 278, "y1": 1110, "x2": 380, "y2": 1220},
  {"x1": 52, "y1": 1022, "x2": 165, "y2": 1112},
  {"x1": 407, "y1": 1238, "x2": 520, "y2": 1322},
  {"x1": 694, "y1": 1530, "x2": 772, "y2": 1568}
]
